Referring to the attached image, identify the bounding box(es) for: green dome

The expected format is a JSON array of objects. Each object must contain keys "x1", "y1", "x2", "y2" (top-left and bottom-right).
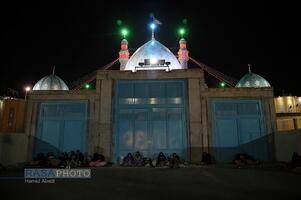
[{"x1": 236, "y1": 72, "x2": 271, "y2": 88}]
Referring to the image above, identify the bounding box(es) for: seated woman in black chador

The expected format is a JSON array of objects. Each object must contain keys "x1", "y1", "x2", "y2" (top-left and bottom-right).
[
  {"x1": 89, "y1": 152, "x2": 107, "y2": 167},
  {"x1": 291, "y1": 152, "x2": 301, "y2": 168},
  {"x1": 74, "y1": 149, "x2": 84, "y2": 166},
  {"x1": 169, "y1": 153, "x2": 181, "y2": 168},
  {"x1": 46, "y1": 152, "x2": 61, "y2": 167},
  {"x1": 58, "y1": 153, "x2": 67, "y2": 168},
  {"x1": 133, "y1": 151, "x2": 144, "y2": 167},
  {"x1": 67, "y1": 151, "x2": 77, "y2": 168},
  {"x1": 201, "y1": 152, "x2": 213, "y2": 165},
  {"x1": 121, "y1": 153, "x2": 135, "y2": 166},
  {"x1": 29, "y1": 152, "x2": 47, "y2": 167},
  {"x1": 143, "y1": 157, "x2": 155, "y2": 167},
  {"x1": 156, "y1": 152, "x2": 168, "y2": 167},
  {"x1": 233, "y1": 153, "x2": 259, "y2": 166}
]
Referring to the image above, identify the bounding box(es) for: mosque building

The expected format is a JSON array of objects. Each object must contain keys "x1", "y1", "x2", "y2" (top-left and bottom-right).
[{"x1": 5, "y1": 20, "x2": 296, "y2": 164}]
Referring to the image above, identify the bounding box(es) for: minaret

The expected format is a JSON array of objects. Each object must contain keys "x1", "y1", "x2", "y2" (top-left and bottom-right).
[
  {"x1": 119, "y1": 39, "x2": 129, "y2": 70},
  {"x1": 178, "y1": 38, "x2": 189, "y2": 69}
]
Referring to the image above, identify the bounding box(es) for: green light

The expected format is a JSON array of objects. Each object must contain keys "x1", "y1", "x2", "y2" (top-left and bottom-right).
[
  {"x1": 85, "y1": 83, "x2": 91, "y2": 89},
  {"x1": 179, "y1": 28, "x2": 185, "y2": 36},
  {"x1": 116, "y1": 19, "x2": 122, "y2": 26},
  {"x1": 121, "y1": 29, "x2": 128, "y2": 38},
  {"x1": 219, "y1": 82, "x2": 226, "y2": 88}
]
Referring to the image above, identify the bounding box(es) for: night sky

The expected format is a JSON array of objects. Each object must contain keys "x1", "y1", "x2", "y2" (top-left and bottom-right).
[{"x1": 1, "y1": 1, "x2": 298, "y2": 97}]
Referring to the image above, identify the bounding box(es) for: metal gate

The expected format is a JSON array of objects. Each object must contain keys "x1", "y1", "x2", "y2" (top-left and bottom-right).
[
  {"x1": 114, "y1": 80, "x2": 187, "y2": 161},
  {"x1": 211, "y1": 99, "x2": 268, "y2": 161},
  {"x1": 34, "y1": 101, "x2": 88, "y2": 155}
]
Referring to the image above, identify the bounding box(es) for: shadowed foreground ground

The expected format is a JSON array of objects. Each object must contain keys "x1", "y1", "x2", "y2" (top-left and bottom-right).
[{"x1": 0, "y1": 166, "x2": 300, "y2": 200}]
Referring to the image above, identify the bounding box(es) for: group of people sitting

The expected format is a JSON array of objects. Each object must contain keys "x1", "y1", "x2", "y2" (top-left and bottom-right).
[
  {"x1": 29, "y1": 150, "x2": 111, "y2": 168},
  {"x1": 29, "y1": 150, "x2": 301, "y2": 169},
  {"x1": 29, "y1": 151, "x2": 185, "y2": 168},
  {"x1": 200, "y1": 152, "x2": 262, "y2": 167},
  {"x1": 121, "y1": 151, "x2": 185, "y2": 168},
  {"x1": 232, "y1": 153, "x2": 260, "y2": 167}
]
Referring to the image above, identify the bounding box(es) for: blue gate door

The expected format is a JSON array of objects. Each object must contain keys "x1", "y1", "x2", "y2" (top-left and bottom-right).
[
  {"x1": 114, "y1": 80, "x2": 187, "y2": 161},
  {"x1": 211, "y1": 100, "x2": 268, "y2": 161},
  {"x1": 34, "y1": 101, "x2": 88, "y2": 155}
]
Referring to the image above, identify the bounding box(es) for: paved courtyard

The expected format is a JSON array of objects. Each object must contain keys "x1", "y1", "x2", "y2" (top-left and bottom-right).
[{"x1": 0, "y1": 166, "x2": 300, "y2": 200}]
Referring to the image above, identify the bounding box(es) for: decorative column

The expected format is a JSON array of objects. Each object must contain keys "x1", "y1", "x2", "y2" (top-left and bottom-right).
[
  {"x1": 178, "y1": 38, "x2": 189, "y2": 69},
  {"x1": 119, "y1": 39, "x2": 129, "y2": 70}
]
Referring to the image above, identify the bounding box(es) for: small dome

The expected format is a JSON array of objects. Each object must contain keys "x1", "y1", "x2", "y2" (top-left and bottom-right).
[
  {"x1": 121, "y1": 39, "x2": 128, "y2": 44},
  {"x1": 179, "y1": 38, "x2": 186, "y2": 44},
  {"x1": 124, "y1": 39, "x2": 183, "y2": 71},
  {"x1": 236, "y1": 71, "x2": 271, "y2": 88},
  {"x1": 33, "y1": 74, "x2": 69, "y2": 91}
]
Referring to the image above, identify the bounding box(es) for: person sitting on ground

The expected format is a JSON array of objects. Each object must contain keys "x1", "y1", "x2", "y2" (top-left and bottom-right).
[
  {"x1": 29, "y1": 152, "x2": 47, "y2": 167},
  {"x1": 82, "y1": 152, "x2": 90, "y2": 167},
  {"x1": 75, "y1": 150, "x2": 84, "y2": 167},
  {"x1": 291, "y1": 152, "x2": 301, "y2": 168},
  {"x1": 37, "y1": 152, "x2": 47, "y2": 167},
  {"x1": 143, "y1": 157, "x2": 154, "y2": 167},
  {"x1": 151, "y1": 154, "x2": 158, "y2": 166},
  {"x1": 233, "y1": 153, "x2": 259, "y2": 166},
  {"x1": 201, "y1": 152, "x2": 213, "y2": 165},
  {"x1": 133, "y1": 151, "x2": 144, "y2": 167},
  {"x1": 58, "y1": 153, "x2": 68, "y2": 168},
  {"x1": 156, "y1": 152, "x2": 168, "y2": 167},
  {"x1": 62, "y1": 152, "x2": 68, "y2": 160},
  {"x1": 169, "y1": 153, "x2": 181, "y2": 168},
  {"x1": 66, "y1": 151, "x2": 77, "y2": 168},
  {"x1": 89, "y1": 153, "x2": 107, "y2": 167},
  {"x1": 121, "y1": 153, "x2": 135, "y2": 167},
  {"x1": 46, "y1": 152, "x2": 61, "y2": 167}
]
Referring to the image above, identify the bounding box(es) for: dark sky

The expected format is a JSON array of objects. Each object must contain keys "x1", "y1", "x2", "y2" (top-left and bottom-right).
[{"x1": 1, "y1": 1, "x2": 298, "y2": 97}]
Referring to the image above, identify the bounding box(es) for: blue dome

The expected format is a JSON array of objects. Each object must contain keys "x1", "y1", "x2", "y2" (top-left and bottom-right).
[
  {"x1": 33, "y1": 74, "x2": 69, "y2": 91},
  {"x1": 124, "y1": 39, "x2": 183, "y2": 71},
  {"x1": 236, "y1": 72, "x2": 271, "y2": 88}
]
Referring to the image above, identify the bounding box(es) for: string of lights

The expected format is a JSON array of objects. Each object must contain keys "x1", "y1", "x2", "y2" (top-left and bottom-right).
[
  {"x1": 71, "y1": 58, "x2": 119, "y2": 90},
  {"x1": 189, "y1": 57, "x2": 237, "y2": 87}
]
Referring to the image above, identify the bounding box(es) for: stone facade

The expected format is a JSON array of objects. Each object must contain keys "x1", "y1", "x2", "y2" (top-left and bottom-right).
[
  {"x1": 24, "y1": 69, "x2": 277, "y2": 162},
  {"x1": 274, "y1": 96, "x2": 301, "y2": 131},
  {"x1": 202, "y1": 87, "x2": 276, "y2": 161}
]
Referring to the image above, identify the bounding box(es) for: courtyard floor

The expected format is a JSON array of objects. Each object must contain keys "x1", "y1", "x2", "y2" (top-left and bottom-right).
[{"x1": 0, "y1": 165, "x2": 300, "y2": 200}]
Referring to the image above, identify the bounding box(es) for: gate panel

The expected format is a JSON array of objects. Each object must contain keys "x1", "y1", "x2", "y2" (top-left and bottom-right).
[
  {"x1": 114, "y1": 80, "x2": 187, "y2": 160},
  {"x1": 35, "y1": 101, "x2": 88, "y2": 156},
  {"x1": 212, "y1": 100, "x2": 268, "y2": 161},
  {"x1": 63, "y1": 120, "x2": 84, "y2": 152}
]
